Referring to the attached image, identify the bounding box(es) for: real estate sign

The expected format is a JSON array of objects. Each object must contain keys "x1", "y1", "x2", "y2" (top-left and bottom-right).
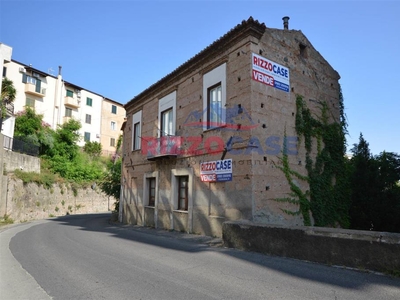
[
  {"x1": 252, "y1": 53, "x2": 290, "y2": 92},
  {"x1": 200, "y1": 159, "x2": 232, "y2": 182}
]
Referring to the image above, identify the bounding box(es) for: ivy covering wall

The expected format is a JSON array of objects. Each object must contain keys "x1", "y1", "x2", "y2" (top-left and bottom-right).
[{"x1": 277, "y1": 89, "x2": 351, "y2": 227}]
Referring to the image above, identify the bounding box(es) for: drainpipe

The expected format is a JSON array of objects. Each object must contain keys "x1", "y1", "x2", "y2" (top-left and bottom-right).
[{"x1": 53, "y1": 66, "x2": 62, "y2": 129}]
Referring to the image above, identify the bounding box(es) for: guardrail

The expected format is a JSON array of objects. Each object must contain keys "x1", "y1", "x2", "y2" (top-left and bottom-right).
[{"x1": 3, "y1": 135, "x2": 39, "y2": 157}]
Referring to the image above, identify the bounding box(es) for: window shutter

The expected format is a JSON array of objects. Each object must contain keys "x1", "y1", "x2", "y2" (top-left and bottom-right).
[
  {"x1": 35, "y1": 79, "x2": 41, "y2": 93},
  {"x1": 22, "y1": 73, "x2": 27, "y2": 83}
]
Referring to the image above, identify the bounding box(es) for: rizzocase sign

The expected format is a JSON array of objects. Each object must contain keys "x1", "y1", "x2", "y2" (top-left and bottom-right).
[
  {"x1": 200, "y1": 159, "x2": 232, "y2": 182},
  {"x1": 252, "y1": 53, "x2": 290, "y2": 92}
]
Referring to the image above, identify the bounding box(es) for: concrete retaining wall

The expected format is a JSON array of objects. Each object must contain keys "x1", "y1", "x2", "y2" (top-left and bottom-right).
[
  {"x1": 223, "y1": 221, "x2": 400, "y2": 274},
  {"x1": 1, "y1": 177, "x2": 116, "y2": 223},
  {"x1": 3, "y1": 149, "x2": 40, "y2": 173}
]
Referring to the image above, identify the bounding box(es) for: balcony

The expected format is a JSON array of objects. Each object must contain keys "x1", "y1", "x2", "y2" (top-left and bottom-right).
[
  {"x1": 25, "y1": 83, "x2": 45, "y2": 97},
  {"x1": 146, "y1": 136, "x2": 182, "y2": 161},
  {"x1": 64, "y1": 96, "x2": 80, "y2": 109},
  {"x1": 63, "y1": 116, "x2": 72, "y2": 123},
  {"x1": 4, "y1": 102, "x2": 14, "y2": 116}
]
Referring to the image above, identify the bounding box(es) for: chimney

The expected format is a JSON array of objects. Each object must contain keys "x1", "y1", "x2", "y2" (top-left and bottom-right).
[
  {"x1": 282, "y1": 16, "x2": 290, "y2": 30},
  {"x1": 58, "y1": 66, "x2": 62, "y2": 76}
]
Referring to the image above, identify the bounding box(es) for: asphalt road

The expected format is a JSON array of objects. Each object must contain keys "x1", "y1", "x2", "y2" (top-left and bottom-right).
[{"x1": 1, "y1": 213, "x2": 400, "y2": 300}]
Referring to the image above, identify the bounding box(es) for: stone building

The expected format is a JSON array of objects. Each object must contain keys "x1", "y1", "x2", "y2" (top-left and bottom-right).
[{"x1": 121, "y1": 17, "x2": 341, "y2": 237}]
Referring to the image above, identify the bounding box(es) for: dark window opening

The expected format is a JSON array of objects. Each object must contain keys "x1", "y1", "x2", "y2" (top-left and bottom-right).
[
  {"x1": 133, "y1": 122, "x2": 140, "y2": 150},
  {"x1": 161, "y1": 108, "x2": 173, "y2": 136},
  {"x1": 299, "y1": 43, "x2": 307, "y2": 58},
  {"x1": 207, "y1": 82, "x2": 222, "y2": 129},
  {"x1": 178, "y1": 176, "x2": 188, "y2": 211},
  {"x1": 148, "y1": 178, "x2": 156, "y2": 206}
]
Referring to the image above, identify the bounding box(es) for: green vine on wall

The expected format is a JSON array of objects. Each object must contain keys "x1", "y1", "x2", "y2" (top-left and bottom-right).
[
  {"x1": 276, "y1": 90, "x2": 350, "y2": 228},
  {"x1": 275, "y1": 133, "x2": 312, "y2": 225}
]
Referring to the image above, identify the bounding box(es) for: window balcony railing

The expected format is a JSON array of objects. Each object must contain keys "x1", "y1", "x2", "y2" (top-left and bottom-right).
[
  {"x1": 1, "y1": 101, "x2": 14, "y2": 116},
  {"x1": 63, "y1": 116, "x2": 72, "y2": 123},
  {"x1": 3, "y1": 135, "x2": 39, "y2": 157},
  {"x1": 64, "y1": 96, "x2": 80, "y2": 109},
  {"x1": 146, "y1": 136, "x2": 182, "y2": 161},
  {"x1": 5, "y1": 101, "x2": 14, "y2": 115},
  {"x1": 25, "y1": 83, "x2": 45, "y2": 97}
]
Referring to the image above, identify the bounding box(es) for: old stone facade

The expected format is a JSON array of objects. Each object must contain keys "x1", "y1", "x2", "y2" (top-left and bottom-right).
[{"x1": 121, "y1": 17, "x2": 340, "y2": 237}]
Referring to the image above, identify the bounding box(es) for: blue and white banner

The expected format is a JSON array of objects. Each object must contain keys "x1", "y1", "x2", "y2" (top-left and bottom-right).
[
  {"x1": 252, "y1": 53, "x2": 290, "y2": 92},
  {"x1": 200, "y1": 159, "x2": 232, "y2": 182}
]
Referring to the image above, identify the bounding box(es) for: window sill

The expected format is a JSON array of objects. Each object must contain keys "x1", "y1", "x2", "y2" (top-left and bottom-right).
[
  {"x1": 173, "y1": 209, "x2": 188, "y2": 214},
  {"x1": 144, "y1": 205, "x2": 155, "y2": 209},
  {"x1": 203, "y1": 124, "x2": 227, "y2": 133},
  {"x1": 208, "y1": 215, "x2": 225, "y2": 219}
]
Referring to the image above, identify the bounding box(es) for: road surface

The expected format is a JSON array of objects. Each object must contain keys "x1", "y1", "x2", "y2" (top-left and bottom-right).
[{"x1": 1, "y1": 213, "x2": 399, "y2": 299}]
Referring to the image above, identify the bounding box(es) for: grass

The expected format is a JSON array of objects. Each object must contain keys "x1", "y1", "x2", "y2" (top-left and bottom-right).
[
  {"x1": 385, "y1": 269, "x2": 400, "y2": 278},
  {"x1": 0, "y1": 214, "x2": 14, "y2": 225},
  {"x1": 13, "y1": 168, "x2": 64, "y2": 189}
]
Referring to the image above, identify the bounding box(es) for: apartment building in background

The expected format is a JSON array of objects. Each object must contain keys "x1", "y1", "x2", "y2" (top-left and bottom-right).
[
  {"x1": 1, "y1": 55, "x2": 125, "y2": 156},
  {"x1": 1, "y1": 43, "x2": 14, "y2": 137},
  {"x1": 121, "y1": 17, "x2": 341, "y2": 237},
  {"x1": 101, "y1": 98, "x2": 126, "y2": 156}
]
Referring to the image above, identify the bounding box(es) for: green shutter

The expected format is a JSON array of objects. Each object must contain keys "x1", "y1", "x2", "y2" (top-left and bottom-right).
[
  {"x1": 22, "y1": 73, "x2": 27, "y2": 83},
  {"x1": 35, "y1": 79, "x2": 41, "y2": 93}
]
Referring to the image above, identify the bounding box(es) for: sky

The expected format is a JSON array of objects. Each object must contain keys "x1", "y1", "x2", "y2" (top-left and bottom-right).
[{"x1": 0, "y1": 0, "x2": 399, "y2": 155}]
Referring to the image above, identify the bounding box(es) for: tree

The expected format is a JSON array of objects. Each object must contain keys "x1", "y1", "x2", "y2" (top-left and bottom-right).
[
  {"x1": 52, "y1": 119, "x2": 81, "y2": 160},
  {"x1": 349, "y1": 133, "x2": 400, "y2": 232},
  {"x1": 100, "y1": 158, "x2": 121, "y2": 212},
  {"x1": 14, "y1": 107, "x2": 55, "y2": 156},
  {"x1": 349, "y1": 133, "x2": 379, "y2": 230},
  {"x1": 1, "y1": 77, "x2": 17, "y2": 131},
  {"x1": 83, "y1": 141, "x2": 102, "y2": 157}
]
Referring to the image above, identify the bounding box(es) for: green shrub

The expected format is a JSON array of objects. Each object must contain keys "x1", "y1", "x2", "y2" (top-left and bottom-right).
[{"x1": 0, "y1": 214, "x2": 14, "y2": 225}]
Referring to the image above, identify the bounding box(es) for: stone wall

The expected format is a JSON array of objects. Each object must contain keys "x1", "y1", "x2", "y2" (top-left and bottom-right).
[
  {"x1": 223, "y1": 221, "x2": 400, "y2": 274},
  {"x1": 2, "y1": 176, "x2": 116, "y2": 223}
]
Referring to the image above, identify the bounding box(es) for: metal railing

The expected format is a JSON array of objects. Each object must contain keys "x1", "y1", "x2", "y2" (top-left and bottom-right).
[
  {"x1": 3, "y1": 135, "x2": 39, "y2": 157},
  {"x1": 5, "y1": 102, "x2": 14, "y2": 115}
]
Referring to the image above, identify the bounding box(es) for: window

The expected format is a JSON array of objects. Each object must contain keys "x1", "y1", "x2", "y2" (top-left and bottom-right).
[
  {"x1": 22, "y1": 74, "x2": 41, "y2": 93},
  {"x1": 25, "y1": 98, "x2": 35, "y2": 107},
  {"x1": 207, "y1": 83, "x2": 222, "y2": 128},
  {"x1": 178, "y1": 176, "x2": 189, "y2": 211},
  {"x1": 66, "y1": 89, "x2": 73, "y2": 97},
  {"x1": 171, "y1": 169, "x2": 193, "y2": 224},
  {"x1": 161, "y1": 108, "x2": 173, "y2": 136},
  {"x1": 132, "y1": 110, "x2": 142, "y2": 151},
  {"x1": 203, "y1": 63, "x2": 226, "y2": 130},
  {"x1": 84, "y1": 132, "x2": 90, "y2": 142},
  {"x1": 26, "y1": 76, "x2": 36, "y2": 85},
  {"x1": 86, "y1": 97, "x2": 92, "y2": 106},
  {"x1": 148, "y1": 178, "x2": 156, "y2": 207},
  {"x1": 110, "y1": 138, "x2": 115, "y2": 147},
  {"x1": 111, "y1": 121, "x2": 116, "y2": 130},
  {"x1": 111, "y1": 105, "x2": 117, "y2": 114},
  {"x1": 65, "y1": 107, "x2": 72, "y2": 117},
  {"x1": 85, "y1": 114, "x2": 91, "y2": 124},
  {"x1": 133, "y1": 122, "x2": 140, "y2": 150},
  {"x1": 158, "y1": 91, "x2": 176, "y2": 137},
  {"x1": 143, "y1": 171, "x2": 158, "y2": 207},
  {"x1": 299, "y1": 43, "x2": 308, "y2": 58},
  {"x1": 3, "y1": 67, "x2": 6, "y2": 77}
]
